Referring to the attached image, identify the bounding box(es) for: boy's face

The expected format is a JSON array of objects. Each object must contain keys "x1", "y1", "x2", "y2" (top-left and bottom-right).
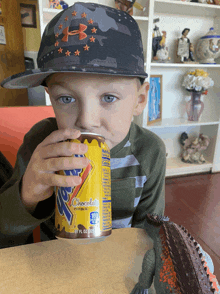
[{"x1": 45, "y1": 73, "x2": 149, "y2": 149}]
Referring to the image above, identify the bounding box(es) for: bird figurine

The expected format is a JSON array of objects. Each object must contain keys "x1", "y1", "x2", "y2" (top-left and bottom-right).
[{"x1": 180, "y1": 132, "x2": 210, "y2": 164}]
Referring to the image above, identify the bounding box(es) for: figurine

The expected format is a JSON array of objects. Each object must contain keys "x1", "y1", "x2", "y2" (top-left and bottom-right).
[
  {"x1": 114, "y1": 0, "x2": 145, "y2": 15},
  {"x1": 152, "y1": 26, "x2": 170, "y2": 62},
  {"x1": 152, "y1": 25, "x2": 162, "y2": 60},
  {"x1": 49, "y1": 0, "x2": 68, "y2": 9},
  {"x1": 177, "y1": 28, "x2": 191, "y2": 62},
  {"x1": 189, "y1": 43, "x2": 195, "y2": 61},
  {"x1": 131, "y1": 213, "x2": 220, "y2": 294},
  {"x1": 115, "y1": 0, "x2": 135, "y2": 14},
  {"x1": 180, "y1": 132, "x2": 210, "y2": 164}
]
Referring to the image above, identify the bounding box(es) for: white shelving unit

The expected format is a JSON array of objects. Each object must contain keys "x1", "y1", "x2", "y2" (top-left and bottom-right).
[{"x1": 37, "y1": 0, "x2": 220, "y2": 177}]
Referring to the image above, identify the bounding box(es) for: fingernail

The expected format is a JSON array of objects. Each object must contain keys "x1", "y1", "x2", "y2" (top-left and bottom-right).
[
  {"x1": 76, "y1": 177, "x2": 82, "y2": 185},
  {"x1": 75, "y1": 130, "x2": 81, "y2": 137}
]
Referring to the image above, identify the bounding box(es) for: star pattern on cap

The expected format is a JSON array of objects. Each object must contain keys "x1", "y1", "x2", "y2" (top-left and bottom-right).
[
  {"x1": 58, "y1": 47, "x2": 63, "y2": 53},
  {"x1": 88, "y1": 19, "x2": 94, "y2": 24},
  {"x1": 65, "y1": 50, "x2": 71, "y2": 56},
  {"x1": 74, "y1": 49, "x2": 80, "y2": 56},
  {"x1": 83, "y1": 44, "x2": 90, "y2": 51},
  {"x1": 91, "y1": 27, "x2": 97, "y2": 33},
  {"x1": 89, "y1": 36, "x2": 95, "y2": 42},
  {"x1": 55, "y1": 10, "x2": 98, "y2": 58}
]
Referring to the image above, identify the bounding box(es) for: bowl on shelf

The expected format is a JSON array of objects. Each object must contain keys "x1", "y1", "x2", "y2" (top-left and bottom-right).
[{"x1": 195, "y1": 27, "x2": 220, "y2": 64}]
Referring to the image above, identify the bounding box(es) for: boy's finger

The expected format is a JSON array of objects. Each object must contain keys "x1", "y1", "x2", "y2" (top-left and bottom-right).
[
  {"x1": 41, "y1": 141, "x2": 88, "y2": 159},
  {"x1": 44, "y1": 156, "x2": 89, "y2": 172},
  {"x1": 39, "y1": 129, "x2": 81, "y2": 147},
  {"x1": 43, "y1": 173, "x2": 82, "y2": 187}
]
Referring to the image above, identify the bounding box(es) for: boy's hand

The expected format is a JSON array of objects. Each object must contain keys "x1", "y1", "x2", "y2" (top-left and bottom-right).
[{"x1": 21, "y1": 129, "x2": 89, "y2": 214}]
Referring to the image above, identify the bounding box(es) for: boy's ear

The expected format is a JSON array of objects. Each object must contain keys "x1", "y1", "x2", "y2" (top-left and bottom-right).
[{"x1": 133, "y1": 81, "x2": 149, "y2": 116}]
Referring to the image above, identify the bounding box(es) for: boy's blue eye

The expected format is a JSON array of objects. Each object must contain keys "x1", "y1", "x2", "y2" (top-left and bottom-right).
[
  {"x1": 58, "y1": 96, "x2": 75, "y2": 104},
  {"x1": 102, "y1": 95, "x2": 117, "y2": 103}
]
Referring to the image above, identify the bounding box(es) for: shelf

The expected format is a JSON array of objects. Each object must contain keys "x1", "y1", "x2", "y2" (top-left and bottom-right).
[
  {"x1": 166, "y1": 157, "x2": 213, "y2": 177},
  {"x1": 156, "y1": 0, "x2": 220, "y2": 9},
  {"x1": 133, "y1": 16, "x2": 149, "y2": 21},
  {"x1": 154, "y1": 0, "x2": 220, "y2": 17},
  {"x1": 43, "y1": 8, "x2": 63, "y2": 14},
  {"x1": 151, "y1": 63, "x2": 220, "y2": 68},
  {"x1": 146, "y1": 118, "x2": 220, "y2": 129}
]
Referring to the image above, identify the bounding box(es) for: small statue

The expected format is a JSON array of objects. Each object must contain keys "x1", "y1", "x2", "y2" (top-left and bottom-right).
[
  {"x1": 49, "y1": 0, "x2": 68, "y2": 9},
  {"x1": 115, "y1": 0, "x2": 135, "y2": 14},
  {"x1": 177, "y1": 28, "x2": 197, "y2": 63},
  {"x1": 114, "y1": 0, "x2": 145, "y2": 15},
  {"x1": 189, "y1": 43, "x2": 195, "y2": 61},
  {"x1": 180, "y1": 132, "x2": 210, "y2": 164},
  {"x1": 152, "y1": 26, "x2": 170, "y2": 62},
  {"x1": 152, "y1": 25, "x2": 162, "y2": 60}
]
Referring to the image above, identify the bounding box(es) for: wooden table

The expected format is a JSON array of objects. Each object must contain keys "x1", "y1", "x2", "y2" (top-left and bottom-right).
[{"x1": 0, "y1": 228, "x2": 155, "y2": 294}]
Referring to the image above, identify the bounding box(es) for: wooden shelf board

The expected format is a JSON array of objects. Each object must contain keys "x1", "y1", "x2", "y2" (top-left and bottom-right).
[
  {"x1": 166, "y1": 157, "x2": 213, "y2": 177},
  {"x1": 151, "y1": 63, "x2": 220, "y2": 68},
  {"x1": 43, "y1": 8, "x2": 63, "y2": 14},
  {"x1": 133, "y1": 16, "x2": 149, "y2": 21},
  {"x1": 156, "y1": 0, "x2": 220, "y2": 9},
  {"x1": 154, "y1": 0, "x2": 220, "y2": 16},
  {"x1": 146, "y1": 118, "x2": 220, "y2": 129}
]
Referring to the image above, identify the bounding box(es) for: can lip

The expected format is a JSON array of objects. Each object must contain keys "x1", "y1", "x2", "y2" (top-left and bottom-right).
[{"x1": 80, "y1": 132, "x2": 105, "y2": 139}]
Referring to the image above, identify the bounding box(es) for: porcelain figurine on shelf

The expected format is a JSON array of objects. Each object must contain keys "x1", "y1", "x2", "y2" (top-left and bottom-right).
[
  {"x1": 177, "y1": 28, "x2": 197, "y2": 63},
  {"x1": 180, "y1": 132, "x2": 210, "y2": 164},
  {"x1": 49, "y1": 0, "x2": 68, "y2": 9},
  {"x1": 152, "y1": 26, "x2": 170, "y2": 62},
  {"x1": 114, "y1": 0, "x2": 145, "y2": 15},
  {"x1": 189, "y1": 43, "x2": 196, "y2": 61}
]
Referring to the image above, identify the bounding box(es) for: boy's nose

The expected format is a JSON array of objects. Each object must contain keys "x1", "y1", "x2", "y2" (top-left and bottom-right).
[{"x1": 75, "y1": 99, "x2": 100, "y2": 131}]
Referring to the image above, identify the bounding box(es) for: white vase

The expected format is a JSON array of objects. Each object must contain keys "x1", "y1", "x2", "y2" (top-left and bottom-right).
[{"x1": 195, "y1": 27, "x2": 220, "y2": 64}]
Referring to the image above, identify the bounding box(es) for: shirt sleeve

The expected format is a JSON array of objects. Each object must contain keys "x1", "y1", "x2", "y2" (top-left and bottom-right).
[
  {"x1": 131, "y1": 138, "x2": 166, "y2": 229},
  {"x1": 0, "y1": 118, "x2": 57, "y2": 236}
]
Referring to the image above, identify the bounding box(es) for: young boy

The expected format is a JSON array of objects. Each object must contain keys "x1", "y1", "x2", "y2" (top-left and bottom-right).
[{"x1": 0, "y1": 2, "x2": 166, "y2": 246}]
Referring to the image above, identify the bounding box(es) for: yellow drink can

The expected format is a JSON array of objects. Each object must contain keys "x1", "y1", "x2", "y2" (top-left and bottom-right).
[{"x1": 55, "y1": 133, "x2": 111, "y2": 243}]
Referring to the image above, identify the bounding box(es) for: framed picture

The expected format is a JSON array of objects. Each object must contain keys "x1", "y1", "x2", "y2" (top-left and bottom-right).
[
  {"x1": 147, "y1": 75, "x2": 163, "y2": 125},
  {"x1": 20, "y1": 3, "x2": 37, "y2": 28},
  {"x1": 0, "y1": 25, "x2": 6, "y2": 44}
]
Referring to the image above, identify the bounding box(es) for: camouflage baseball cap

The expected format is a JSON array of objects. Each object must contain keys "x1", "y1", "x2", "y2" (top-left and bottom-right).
[{"x1": 1, "y1": 2, "x2": 147, "y2": 89}]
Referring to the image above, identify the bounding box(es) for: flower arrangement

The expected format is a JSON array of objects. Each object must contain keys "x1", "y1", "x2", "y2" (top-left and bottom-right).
[{"x1": 182, "y1": 69, "x2": 214, "y2": 94}]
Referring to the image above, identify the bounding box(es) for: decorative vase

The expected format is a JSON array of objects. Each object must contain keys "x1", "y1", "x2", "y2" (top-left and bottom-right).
[
  {"x1": 195, "y1": 27, "x2": 220, "y2": 64},
  {"x1": 186, "y1": 91, "x2": 204, "y2": 121}
]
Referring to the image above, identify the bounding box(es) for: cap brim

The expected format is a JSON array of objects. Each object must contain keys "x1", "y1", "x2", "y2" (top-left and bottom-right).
[{"x1": 1, "y1": 67, "x2": 148, "y2": 89}]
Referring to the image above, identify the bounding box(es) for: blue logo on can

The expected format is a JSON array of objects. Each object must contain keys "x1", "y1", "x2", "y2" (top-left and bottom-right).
[{"x1": 90, "y1": 211, "x2": 99, "y2": 225}]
